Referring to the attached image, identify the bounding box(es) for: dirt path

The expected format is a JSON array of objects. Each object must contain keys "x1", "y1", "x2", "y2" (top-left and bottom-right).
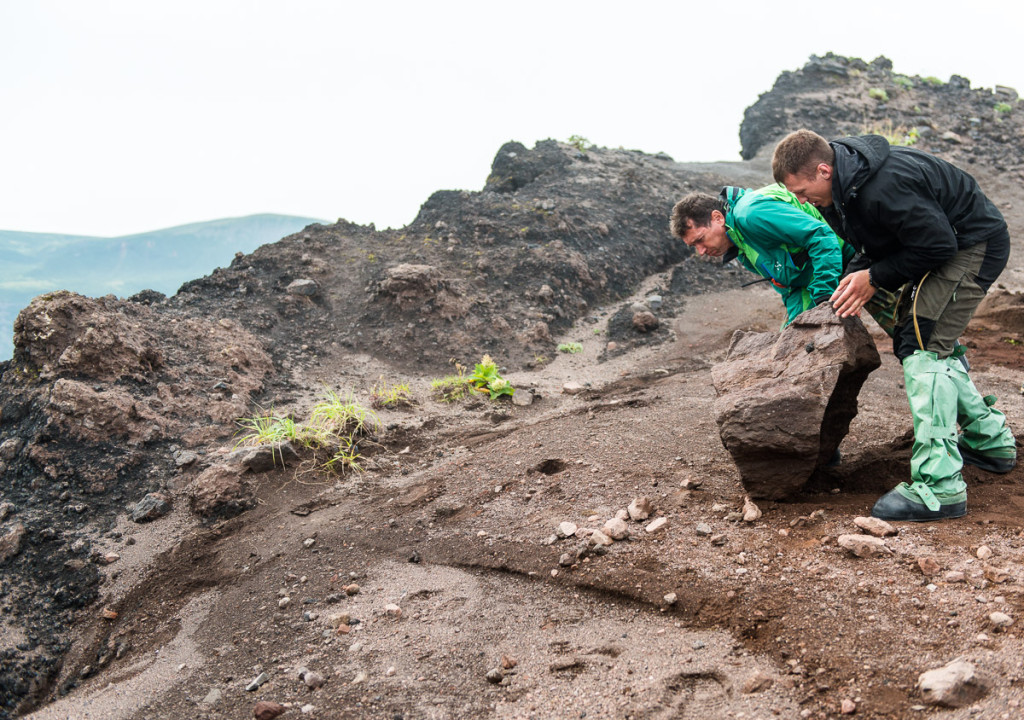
[{"x1": 30, "y1": 277, "x2": 1024, "y2": 720}]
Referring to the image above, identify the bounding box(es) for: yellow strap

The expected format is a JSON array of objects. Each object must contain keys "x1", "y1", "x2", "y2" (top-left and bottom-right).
[{"x1": 912, "y1": 271, "x2": 931, "y2": 351}]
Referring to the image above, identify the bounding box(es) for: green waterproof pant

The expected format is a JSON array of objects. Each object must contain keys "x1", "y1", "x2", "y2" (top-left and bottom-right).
[{"x1": 902, "y1": 350, "x2": 1015, "y2": 505}]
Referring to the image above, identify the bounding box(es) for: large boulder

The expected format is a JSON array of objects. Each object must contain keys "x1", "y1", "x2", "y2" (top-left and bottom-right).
[{"x1": 711, "y1": 304, "x2": 881, "y2": 499}]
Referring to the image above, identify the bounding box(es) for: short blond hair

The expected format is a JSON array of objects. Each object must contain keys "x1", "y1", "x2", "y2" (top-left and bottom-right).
[{"x1": 772, "y1": 129, "x2": 834, "y2": 182}]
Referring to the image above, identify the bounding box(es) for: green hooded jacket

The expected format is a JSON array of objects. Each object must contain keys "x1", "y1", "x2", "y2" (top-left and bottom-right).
[{"x1": 721, "y1": 184, "x2": 854, "y2": 326}]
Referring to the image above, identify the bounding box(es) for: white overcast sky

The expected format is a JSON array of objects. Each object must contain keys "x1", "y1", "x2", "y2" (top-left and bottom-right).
[{"x1": 1, "y1": 1, "x2": 1021, "y2": 237}]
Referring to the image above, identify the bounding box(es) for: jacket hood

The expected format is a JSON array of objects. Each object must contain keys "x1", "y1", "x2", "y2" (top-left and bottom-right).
[{"x1": 830, "y1": 135, "x2": 891, "y2": 202}]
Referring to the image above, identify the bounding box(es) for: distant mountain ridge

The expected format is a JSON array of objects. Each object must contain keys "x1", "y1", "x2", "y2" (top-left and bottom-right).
[{"x1": 0, "y1": 213, "x2": 325, "y2": 359}]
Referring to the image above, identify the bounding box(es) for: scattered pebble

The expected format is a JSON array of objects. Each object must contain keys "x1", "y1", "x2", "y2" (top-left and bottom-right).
[
  {"x1": 854, "y1": 516, "x2": 897, "y2": 537},
  {"x1": 556, "y1": 522, "x2": 578, "y2": 539},
  {"x1": 602, "y1": 517, "x2": 629, "y2": 540},
  {"x1": 976, "y1": 545, "x2": 993, "y2": 560},
  {"x1": 917, "y1": 556, "x2": 941, "y2": 576},
  {"x1": 695, "y1": 522, "x2": 712, "y2": 537},
  {"x1": 253, "y1": 701, "x2": 286, "y2": 720},
  {"x1": 837, "y1": 534, "x2": 892, "y2": 558},
  {"x1": 485, "y1": 668, "x2": 504, "y2": 684},
  {"x1": 989, "y1": 611, "x2": 1013, "y2": 630},
  {"x1": 663, "y1": 593, "x2": 677, "y2": 605},
  {"x1": 246, "y1": 672, "x2": 269, "y2": 692},
  {"x1": 645, "y1": 517, "x2": 667, "y2": 534},
  {"x1": 742, "y1": 496, "x2": 761, "y2": 522},
  {"x1": 841, "y1": 698, "x2": 856, "y2": 714},
  {"x1": 628, "y1": 497, "x2": 654, "y2": 521}
]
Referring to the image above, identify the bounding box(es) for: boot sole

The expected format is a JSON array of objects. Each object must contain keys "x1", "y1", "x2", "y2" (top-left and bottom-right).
[{"x1": 872, "y1": 503, "x2": 966, "y2": 522}]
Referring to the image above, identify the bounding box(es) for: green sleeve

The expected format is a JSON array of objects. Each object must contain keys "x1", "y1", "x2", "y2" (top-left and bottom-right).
[{"x1": 737, "y1": 199, "x2": 845, "y2": 304}]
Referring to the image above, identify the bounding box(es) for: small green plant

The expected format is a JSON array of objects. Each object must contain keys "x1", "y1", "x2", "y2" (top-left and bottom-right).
[
  {"x1": 863, "y1": 119, "x2": 918, "y2": 147},
  {"x1": 431, "y1": 362, "x2": 474, "y2": 402},
  {"x1": 922, "y1": 76, "x2": 944, "y2": 86},
  {"x1": 533, "y1": 354, "x2": 548, "y2": 366},
  {"x1": 468, "y1": 355, "x2": 515, "y2": 400},
  {"x1": 558, "y1": 342, "x2": 583, "y2": 354},
  {"x1": 370, "y1": 377, "x2": 413, "y2": 409},
  {"x1": 236, "y1": 389, "x2": 379, "y2": 474},
  {"x1": 567, "y1": 134, "x2": 590, "y2": 152},
  {"x1": 593, "y1": 328, "x2": 603, "y2": 335},
  {"x1": 868, "y1": 87, "x2": 889, "y2": 102},
  {"x1": 995, "y1": 102, "x2": 1013, "y2": 114},
  {"x1": 893, "y1": 75, "x2": 913, "y2": 90}
]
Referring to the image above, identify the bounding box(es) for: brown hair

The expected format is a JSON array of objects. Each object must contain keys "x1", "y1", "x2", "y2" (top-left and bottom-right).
[
  {"x1": 670, "y1": 193, "x2": 722, "y2": 239},
  {"x1": 772, "y1": 129, "x2": 834, "y2": 183}
]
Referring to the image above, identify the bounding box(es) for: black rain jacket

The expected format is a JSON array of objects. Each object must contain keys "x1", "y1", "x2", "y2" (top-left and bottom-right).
[{"x1": 824, "y1": 135, "x2": 1008, "y2": 291}]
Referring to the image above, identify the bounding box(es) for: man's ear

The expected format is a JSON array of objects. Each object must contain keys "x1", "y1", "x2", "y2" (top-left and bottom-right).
[
  {"x1": 818, "y1": 163, "x2": 833, "y2": 180},
  {"x1": 710, "y1": 209, "x2": 725, "y2": 225}
]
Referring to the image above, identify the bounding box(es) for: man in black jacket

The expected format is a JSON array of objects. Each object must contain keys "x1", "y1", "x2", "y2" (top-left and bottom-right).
[{"x1": 772, "y1": 129, "x2": 1015, "y2": 521}]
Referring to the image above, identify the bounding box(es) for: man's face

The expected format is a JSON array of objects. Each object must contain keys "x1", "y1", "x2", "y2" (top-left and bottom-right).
[
  {"x1": 782, "y1": 163, "x2": 834, "y2": 207},
  {"x1": 680, "y1": 210, "x2": 733, "y2": 258}
]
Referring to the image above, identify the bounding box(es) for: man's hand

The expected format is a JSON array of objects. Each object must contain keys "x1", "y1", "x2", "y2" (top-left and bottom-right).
[{"x1": 830, "y1": 269, "x2": 877, "y2": 318}]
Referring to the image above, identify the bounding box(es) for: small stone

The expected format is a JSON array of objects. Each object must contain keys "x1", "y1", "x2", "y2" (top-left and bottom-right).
[
  {"x1": 384, "y1": 603, "x2": 402, "y2": 618},
  {"x1": 303, "y1": 671, "x2": 325, "y2": 689},
  {"x1": 663, "y1": 592, "x2": 677, "y2": 605},
  {"x1": 853, "y1": 516, "x2": 897, "y2": 537},
  {"x1": 724, "y1": 511, "x2": 743, "y2": 522},
  {"x1": 632, "y1": 311, "x2": 659, "y2": 332},
  {"x1": 711, "y1": 502, "x2": 729, "y2": 513},
  {"x1": 976, "y1": 545, "x2": 993, "y2": 560},
  {"x1": 556, "y1": 522, "x2": 578, "y2": 539},
  {"x1": 695, "y1": 522, "x2": 712, "y2": 537},
  {"x1": 944, "y1": 571, "x2": 966, "y2": 584},
  {"x1": 485, "y1": 668, "x2": 504, "y2": 684},
  {"x1": 246, "y1": 672, "x2": 270, "y2": 692},
  {"x1": 917, "y1": 659, "x2": 990, "y2": 707},
  {"x1": 837, "y1": 534, "x2": 892, "y2": 558},
  {"x1": 841, "y1": 698, "x2": 856, "y2": 714},
  {"x1": 559, "y1": 553, "x2": 574, "y2": 567},
  {"x1": 286, "y1": 278, "x2": 319, "y2": 296},
  {"x1": 550, "y1": 569, "x2": 559, "y2": 577},
  {"x1": 606, "y1": 341, "x2": 618, "y2": 351},
  {"x1": 645, "y1": 517, "x2": 667, "y2": 534},
  {"x1": 628, "y1": 497, "x2": 654, "y2": 521},
  {"x1": 100, "y1": 608, "x2": 118, "y2": 620},
  {"x1": 301, "y1": 705, "x2": 315, "y2": 714},
  {"x1": 615, "y1": 509, "x2": 630, "y2": 521},
  {"x1": 589, "y1": 530, "x2": 613, "y2": 546},
  {"x1": 278, "y1": 597, "x2": 291, "y2": 609},
  {"x1": 989, "y1": 611, "x2": 1013, "y2": 630},
  {"x1": 385, "y1": 666, "x2": 396, "y2": 677},
  {"x1": 918, "y1": 556, "x2": 941, "y2": 576},
  {"x1": 253, "y1": 701, "x2": 286, "y2": 720},
  {"x1": 343, "y1": 584, "x2": 360, "y2": 596},
  {"x1": 742, "y1": 670, "x2": 773, "y2": 694},
  {"x1": 562, "y1": 381, "x2": 585, "y2": 395},
  {"x1": 352, "y1": 671, "x2": 368, "y2": 684},
  {"x1": 201, "y1": 688, "x2": 222, "y2": 706},
  {"x1": 501, "y1": 655, "x2": 517, "y2": 670},
  {"x1": 303, "y1": 537, "x2": 316, "y2": 548},
  {"x1": 602, "y1": 517, "x2": 629, "y2": 540},
  {"x1": 742, "y1": 496, "x2": 762, "y2": 522},
  {"x1": 680, "y1": 477, "x2": 703, "y2": 490},
  {"x1": 710, "y1": 534, "x2": 728, "y2": 546},
  {"x1": 983, "y1": 563, "x2": 1011, "y2": 584},
  {"x1": 130, "y1": 492, "x2": 172, "y2": 523}
]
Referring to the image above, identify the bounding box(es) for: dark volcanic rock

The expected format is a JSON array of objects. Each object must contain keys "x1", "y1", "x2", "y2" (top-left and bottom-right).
[
  {"x1": 740, "y1": 53, "x2": 1024, "y2": 180},
  {"x1": 711, "y1": 304, "x2": 881, "y2": 500}
]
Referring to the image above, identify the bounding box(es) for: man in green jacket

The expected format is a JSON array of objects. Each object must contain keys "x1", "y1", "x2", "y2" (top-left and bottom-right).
[{"x1": 670, "y1": 184, "x2": 894, "y2": 331}]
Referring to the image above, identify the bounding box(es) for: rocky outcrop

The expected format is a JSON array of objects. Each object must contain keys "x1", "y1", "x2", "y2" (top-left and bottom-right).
[
  {"x1": 711, "y1": 304, "x2": 881, "y2": 499},
  {"x1": 740, "y1": 53, "x2": 1024, "y2": 181}
]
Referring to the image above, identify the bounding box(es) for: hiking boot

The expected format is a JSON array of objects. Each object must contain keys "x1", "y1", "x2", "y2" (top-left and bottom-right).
[
  {"x1": 958, "y1": 444, "x2": 1016, "y2": 474},
  {"x1": 871, "y1": 482, "x2": 966, "y2": 522}
]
